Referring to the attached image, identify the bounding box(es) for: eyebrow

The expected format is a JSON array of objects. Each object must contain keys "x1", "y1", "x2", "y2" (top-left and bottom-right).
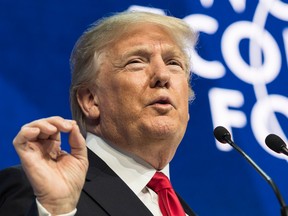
[
  {"x1": 120, "y1": 46, "x2": 152, "y2": 59},
  {"x1": 120, "y1": 44, "x2": 185, "y2": 60}
]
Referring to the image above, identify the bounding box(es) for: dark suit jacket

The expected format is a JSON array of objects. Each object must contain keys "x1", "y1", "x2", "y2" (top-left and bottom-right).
[{"x1": 0, "y1": 149, "x2": 196, "y2": 216}]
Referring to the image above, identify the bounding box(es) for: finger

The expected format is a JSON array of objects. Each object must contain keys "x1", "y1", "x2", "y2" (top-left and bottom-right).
[
  {"x1": 68, "y1": 123, "x2": 87, "y2": 160},
  {"x1": 42, "y1": 116, "x2": 74, "y2": 140},
  {"x1": 44, "y1": 140, "x2": 62, "y2": 160},
  {"x1": 13, "y1": 126, "x2": 41, "y2": 147},
  {"x1": 13, "y1": 117, "x2": 75, "y2": 161},
  {"x1": 13, "y1": 126, "x2": 58, "y2": 156},
  {"x1": 34, "y1": 116, "x2": 73, "y2": 132},
  {"x1": 24, "y1": 116, "x2": 74, "y2": 141}
]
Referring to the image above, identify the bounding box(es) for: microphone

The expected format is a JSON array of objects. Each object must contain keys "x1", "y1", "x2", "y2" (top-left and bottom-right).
[
  {"x1": 213, "y1": 126, "x2": 288, "y2": 216},
  {"x1": 265, "y1": 134, "x2": 288, "y2": 156}
]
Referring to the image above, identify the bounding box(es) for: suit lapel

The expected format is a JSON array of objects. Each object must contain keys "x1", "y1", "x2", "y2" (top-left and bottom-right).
[{"x1": 82, "y1": 149, "x2": 153, "y2": 216}]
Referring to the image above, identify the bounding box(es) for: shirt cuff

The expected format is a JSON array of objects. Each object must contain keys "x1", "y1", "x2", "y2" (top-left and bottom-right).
[{"x1": 36, "y1": 199, "x2": 77, "y2": 216}]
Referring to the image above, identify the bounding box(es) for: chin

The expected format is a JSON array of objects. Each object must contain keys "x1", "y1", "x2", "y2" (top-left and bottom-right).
[
  {"x1": 140, "y1": 116, "x2": 186, "y2": 139},
  {"x1": 149, "y1": 122, "x2": 182, "y2": 139}
]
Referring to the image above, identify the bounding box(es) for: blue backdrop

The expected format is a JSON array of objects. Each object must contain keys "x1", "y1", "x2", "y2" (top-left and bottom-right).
[{"x1": 1, "y1": 1, "x2": 288, "y2": 215}]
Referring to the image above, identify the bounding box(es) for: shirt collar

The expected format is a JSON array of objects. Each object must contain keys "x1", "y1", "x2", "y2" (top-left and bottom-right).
[{"x1": 86, "y1": 132, "x2": 170, "y2": 196}]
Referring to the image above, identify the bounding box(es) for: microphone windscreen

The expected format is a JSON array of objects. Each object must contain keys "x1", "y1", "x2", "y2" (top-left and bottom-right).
[
  {"x1": 265, "y1": 134, "x2": 286, "y2": 154},
  {"x1": 213, "y1": 126, "x2": 231, "y2": 144}
]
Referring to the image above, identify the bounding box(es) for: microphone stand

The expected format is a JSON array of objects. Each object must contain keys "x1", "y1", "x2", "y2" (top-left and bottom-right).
[{"x1": 224, "y1": 136, "x2": 288, "y2": 216}]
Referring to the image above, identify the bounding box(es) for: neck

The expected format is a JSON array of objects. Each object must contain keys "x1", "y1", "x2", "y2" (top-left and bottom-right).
[
  {"x1": 88, "y1": 127, "x2": 179, "y2": 169},
  {"x1": 106, "y1": 137, "x2": 177, "y2": 170}
]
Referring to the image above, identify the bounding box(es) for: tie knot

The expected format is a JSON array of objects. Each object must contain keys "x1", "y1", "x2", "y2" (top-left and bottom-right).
[{"x1": 147, "y1": 172, "x2": 172, "y2": 192}]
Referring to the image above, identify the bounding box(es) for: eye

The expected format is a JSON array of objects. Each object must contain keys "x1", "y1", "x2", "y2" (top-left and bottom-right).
[
  {"x1": 167, "y1": 60, "x2": 181, "y2": 66},
  {"x1": 127, "y1": 59, "x2": 143, "y2": 64},
  {"x1": 124, "y1": 58, "x2": 146, "y2": 71},
  {"x1": 166, "y1": 59, "x2": 184, "y2": 70},
  {"x1": 125, "y1": 57, "x2": 148, "y2": 66}
]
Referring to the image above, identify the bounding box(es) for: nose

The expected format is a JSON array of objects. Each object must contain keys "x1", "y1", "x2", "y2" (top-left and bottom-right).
[{"x1": 150, "y1": 58, "x2": 171, "y2": 88}]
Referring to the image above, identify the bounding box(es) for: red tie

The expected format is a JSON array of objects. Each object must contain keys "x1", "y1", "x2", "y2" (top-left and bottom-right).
[{"x1": 147, "y1": 172, "x2": 186, "y2": 216}]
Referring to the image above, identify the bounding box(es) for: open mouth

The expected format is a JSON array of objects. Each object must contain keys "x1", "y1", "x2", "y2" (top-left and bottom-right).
[
  {"x1": 150, "y1": 96, "x2": 174, "y2": 108},
  {"x1": 155, "y1": 98, "x2": 170, "y2": 104}
]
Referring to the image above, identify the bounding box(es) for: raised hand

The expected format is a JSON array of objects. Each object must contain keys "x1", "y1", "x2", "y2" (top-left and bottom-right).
[{"x1": 13, "y1": 116, "x2": 88, "y2": 214}]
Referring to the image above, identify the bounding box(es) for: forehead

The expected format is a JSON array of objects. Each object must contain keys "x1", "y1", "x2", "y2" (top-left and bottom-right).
[{"x1": 107, "y1": 23, "x2": 184, "y2": 54}]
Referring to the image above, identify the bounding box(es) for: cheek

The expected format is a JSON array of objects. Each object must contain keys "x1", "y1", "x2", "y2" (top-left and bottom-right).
[
  {"x1": 116, "y1": 75, "x2": 146, "y2": 98},
  {"x1": 176, "y1": 80, "x2": 190, "y2": 117},
  {"x1": 101, "y1": 77, "x2": 143, "y2": 113},
  {"x1": 175, "y1": 77, "x2": 190, "y2": 99}
]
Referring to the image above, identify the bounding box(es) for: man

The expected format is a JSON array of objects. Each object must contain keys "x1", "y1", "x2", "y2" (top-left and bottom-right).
[{"x1": 0, "y1": 11, "x2": 197, "y2": 215}]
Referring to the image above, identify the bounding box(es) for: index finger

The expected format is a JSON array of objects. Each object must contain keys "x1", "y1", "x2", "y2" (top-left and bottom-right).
[{"x1": 13, "y1": 116, "x2": 75, "y2": 145}]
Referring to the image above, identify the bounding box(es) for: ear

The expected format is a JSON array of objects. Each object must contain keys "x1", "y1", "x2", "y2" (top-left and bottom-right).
[{"x1": 77, "y1": 87, "x2": 100, "y2": 119}]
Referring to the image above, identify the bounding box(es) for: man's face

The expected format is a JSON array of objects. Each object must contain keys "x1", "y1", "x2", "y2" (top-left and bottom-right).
[{"x1": 91, "y1": 24, "x2": 190, "y2": 166}]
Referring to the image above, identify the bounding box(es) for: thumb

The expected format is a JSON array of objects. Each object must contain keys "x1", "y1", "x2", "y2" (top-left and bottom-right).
[{"x1": 68, "y1": 122, "x2": 87, "y2": 160}]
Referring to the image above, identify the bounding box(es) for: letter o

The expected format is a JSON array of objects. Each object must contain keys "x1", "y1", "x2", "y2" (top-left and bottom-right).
[{"x1": 221, "y1": 21, "x2": 281, "y2": 85}]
